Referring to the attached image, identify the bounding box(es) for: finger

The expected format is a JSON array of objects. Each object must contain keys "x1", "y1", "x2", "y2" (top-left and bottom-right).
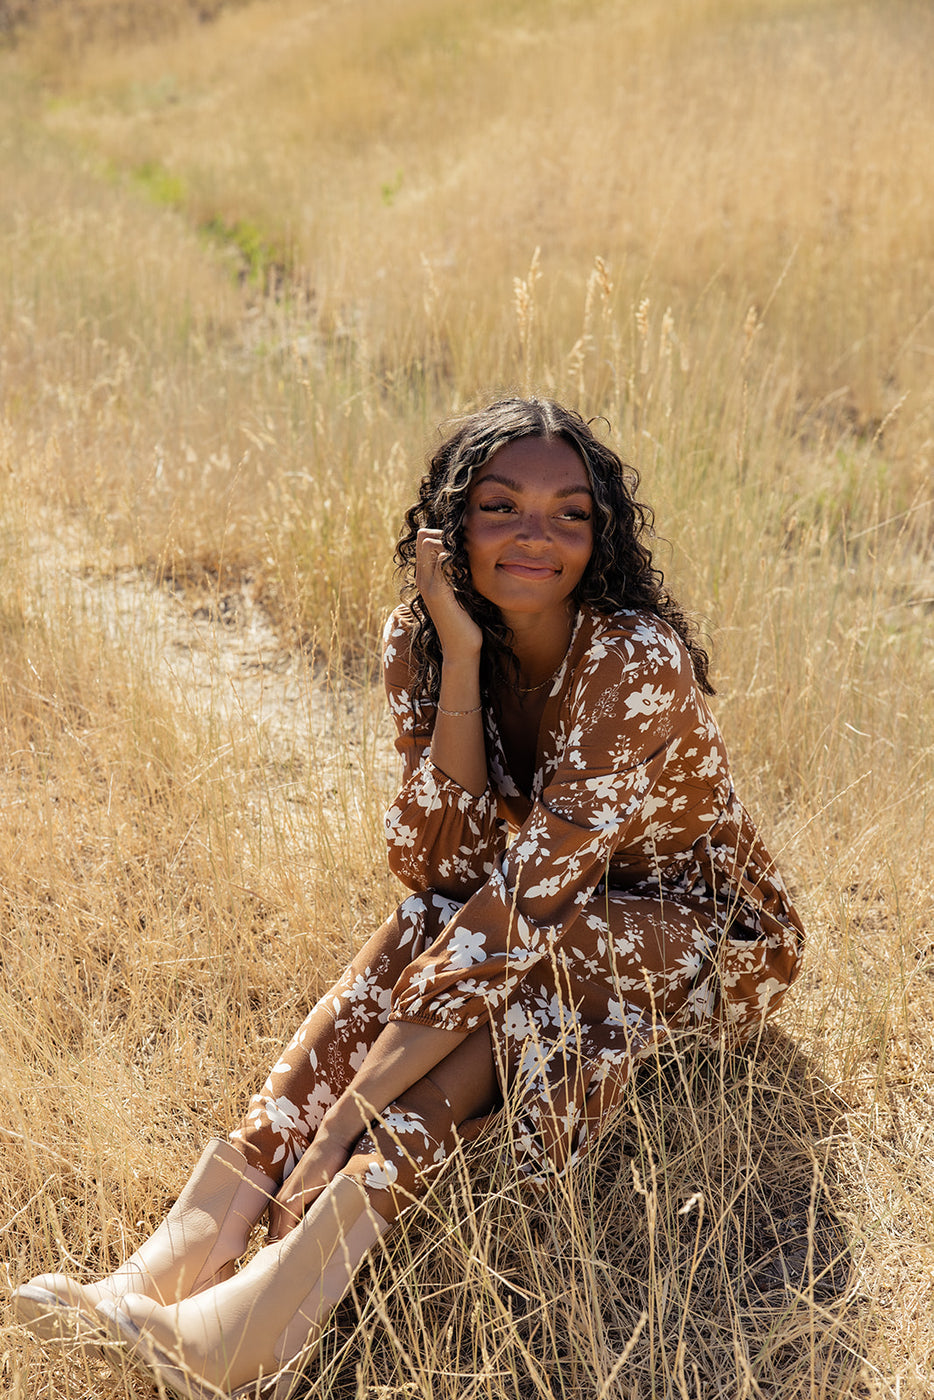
[
  {"x1": 417, "y1": 542, "x2": 445, "y2": 571},
  {"x1": 266, "y1": 1199, "x2": 289, "y2": 1241},
  {"x1": 268, "y1": 1194, "x2": 306, "y2": 1241},
  {"x1": 417, "y1": 535, "x2": 453, "y2": 573},
  {"x1": 416, "y1": 528, "x2": 446, "y2": 549},
  {"x1": 416, "y1": 546, "x2": 452, "y2": 596},
  {"x1": 277, "y1": 1159, "x2": 320, "y2": 1215},
  {"x1": 267, "y1": 1179, "x2": 313, "y2": 1241}
]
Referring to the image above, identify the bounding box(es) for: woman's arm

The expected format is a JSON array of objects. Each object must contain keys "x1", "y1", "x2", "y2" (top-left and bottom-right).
[
  {"x1": 382, "y1": 543, "x2": 506, "y2": 900},
  {"x1": 387, "y1": 616, "x2": 710, "y2": 1033},
  {"x1": 268, "y1": 1020, "x2": 466, "y2": 1235},
  {"x1": 268, "y1": 556, "x2": 495, "y2": 1233},
  {"x1": 415, "y1": 527, "x2": 487, "y2": 797}
]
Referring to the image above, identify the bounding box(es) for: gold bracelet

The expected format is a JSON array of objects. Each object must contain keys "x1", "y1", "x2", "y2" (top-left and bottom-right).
[{"x1": 436, "y1": 703, "x2": 482, "y2": 717}]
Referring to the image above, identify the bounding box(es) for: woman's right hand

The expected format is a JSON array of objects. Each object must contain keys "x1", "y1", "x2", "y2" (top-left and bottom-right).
[
  {"x1": 267, "y1": 1129, "x2": 354, "y2": 1240},
  {"x1": 415, "y1": 528, "x2": 483, "y2": 658}
]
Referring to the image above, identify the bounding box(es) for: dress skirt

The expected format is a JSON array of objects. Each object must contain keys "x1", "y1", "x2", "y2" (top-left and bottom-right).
[{"x1": 230, "y1": 875, "x2": 797, "y2": 1219}]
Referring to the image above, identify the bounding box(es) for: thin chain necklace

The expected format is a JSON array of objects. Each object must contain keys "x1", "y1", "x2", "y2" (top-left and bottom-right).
[
  {"x1": 514, "y1": 627, "x2": 574, "y2": 696},
  {"x1": 515, "y1": 673, "x2": 555, "y2": 695}
]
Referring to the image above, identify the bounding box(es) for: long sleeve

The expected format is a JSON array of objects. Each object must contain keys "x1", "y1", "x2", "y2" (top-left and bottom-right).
[
  {"x1": 382, "y1": 609, "x2": 508, "y2": 901},
  {"x1": 387, "y1": 613, "x2": 732, "y2": 1033}
]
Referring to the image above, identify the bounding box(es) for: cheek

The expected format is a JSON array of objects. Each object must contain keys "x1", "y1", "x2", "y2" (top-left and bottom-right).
[
  {"x1": 463, "y1": 517, "x2": 495, "y2": 566},
  {"x1": 572, "y1": 532, "x2": 594, "y2": 576}
]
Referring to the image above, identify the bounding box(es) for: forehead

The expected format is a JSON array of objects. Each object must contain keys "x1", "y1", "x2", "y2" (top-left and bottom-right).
[{"x1": 470, "y1": 435, "x2": 590, "y2": 491}]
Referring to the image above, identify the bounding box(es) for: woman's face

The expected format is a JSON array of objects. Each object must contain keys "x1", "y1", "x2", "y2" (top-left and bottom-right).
[{"x1": 462, "y1": 435, "x2": 594, "y2": 621}]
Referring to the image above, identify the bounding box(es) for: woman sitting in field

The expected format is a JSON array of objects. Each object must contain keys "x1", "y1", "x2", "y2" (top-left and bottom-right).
[{"x1": 14, "y1": 397, "x2": 804, "y2": 1398}]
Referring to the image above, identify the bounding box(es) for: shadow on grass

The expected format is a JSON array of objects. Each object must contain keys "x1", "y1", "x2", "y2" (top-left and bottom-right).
[
  {"x1": 4, "y1": 1027, "x2": 858, "y2": 1399},
  {"x1": 314, "y1": 1026, "x2": 861, "y2": 1400}
]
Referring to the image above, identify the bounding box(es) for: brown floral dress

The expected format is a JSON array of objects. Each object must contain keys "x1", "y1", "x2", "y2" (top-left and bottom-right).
[{"x1": 231, "y1": 605, "x2": 804, "y2": 1218}]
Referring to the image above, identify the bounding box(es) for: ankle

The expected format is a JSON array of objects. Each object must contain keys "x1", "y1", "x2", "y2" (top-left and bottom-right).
[{"x1": 191, "y1": 1159, "x2": 277, "y2": 1288}]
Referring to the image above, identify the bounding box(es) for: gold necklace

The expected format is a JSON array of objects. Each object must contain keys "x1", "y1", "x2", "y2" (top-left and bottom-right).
[
  {"x1": 515, "y1": 672, "x2": 556, "y2": 695},
  {"x1": 514, "y1": 629, "x2": 574, "y2": 695}
]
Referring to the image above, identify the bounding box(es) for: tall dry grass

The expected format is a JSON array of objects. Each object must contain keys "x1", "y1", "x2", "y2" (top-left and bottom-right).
[{"x1": 1, "y1": 0, "x2": 933, "y2": 1395}]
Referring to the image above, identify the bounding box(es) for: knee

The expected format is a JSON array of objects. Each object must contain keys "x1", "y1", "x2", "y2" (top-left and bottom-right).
[{"x1": 342, "y1": 1078, "x2": 460, "y2": 1221}]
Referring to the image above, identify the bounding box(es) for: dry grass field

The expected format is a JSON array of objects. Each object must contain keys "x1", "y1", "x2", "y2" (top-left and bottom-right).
[{"x1": 1, "y1": 0, "x2": 933, "y2": 1396}]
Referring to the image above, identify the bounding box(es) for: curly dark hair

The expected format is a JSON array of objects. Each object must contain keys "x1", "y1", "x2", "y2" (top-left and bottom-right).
[{"x1": 395, "y1": 397, "x2": 714, "y2": 700}]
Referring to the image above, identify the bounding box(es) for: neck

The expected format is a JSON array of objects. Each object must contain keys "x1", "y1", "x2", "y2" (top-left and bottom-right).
[{"x1": 502, "y1": 604, "x2": 576, "y2": 691}]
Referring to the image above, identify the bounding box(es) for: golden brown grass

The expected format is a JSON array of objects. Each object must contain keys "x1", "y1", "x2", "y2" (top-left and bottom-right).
[{"x1": 2, "y1": 0, "x2": 933, "y2": 1396}]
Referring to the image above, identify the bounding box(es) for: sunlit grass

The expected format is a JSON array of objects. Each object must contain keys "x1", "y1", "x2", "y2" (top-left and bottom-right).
[{"x1": 1, "y1": 0, "x2": 933, "y2": 1396}]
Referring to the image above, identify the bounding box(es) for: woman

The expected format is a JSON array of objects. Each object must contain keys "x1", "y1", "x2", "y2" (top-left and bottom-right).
[{"x1": 13, "y1": 397, "x2": 804, "y2": 1398}]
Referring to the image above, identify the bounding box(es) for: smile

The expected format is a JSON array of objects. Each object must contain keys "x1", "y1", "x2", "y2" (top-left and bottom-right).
[{"x1": 497, "y1": 561, "x2": 560, "y2": 579}]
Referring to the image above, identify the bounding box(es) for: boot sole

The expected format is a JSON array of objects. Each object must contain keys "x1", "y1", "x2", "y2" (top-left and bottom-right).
[
  {"x1": 12, "y1": 1284, "x2": 108, "y2": 1347},
  {"x1": 94, "y1": 1300, "x2": 308, "y2": 1400}
]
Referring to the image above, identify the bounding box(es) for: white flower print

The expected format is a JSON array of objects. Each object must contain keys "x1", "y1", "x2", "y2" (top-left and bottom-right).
[
  {"x1": 381, "y1": 1109, "x2": 430, "y2": 1145},
  {"x1": 673, "y1": 947, "x2": 704, "y2": 979},
  {"x1": 695, "y1": 750, "x2": 725, "y2": 781},
  {"x1": 754, "y1": 976, "x2": 787, "y2": 1013},
  {"x1": 504, "y1": 1003, "x2": 535, "y2": 1038},
  {"x1": 363, "y1": 1159, "x2": 399, "y2": 1192},
  {"x1": 587, "y1": 802, "x2": 622, "y2": 831},
  {"x1": 525, "y1": 874, "x2": 565, "y2": 900},
  {"x1": 300, "y1": 1081, "x2": 336, "y2": 1132},
  {"x1": 266, "y1": 1095, "x2": 302, "y2": 1135},
  {"x1": 255, "y1": 1095, "x2": 307, "y2": 1168},
  {"x1": 625, "y1": 684, "x2": 674, "y2": 719},
  {"x1": 640, "y1": 792, "x2": 671, "y2": 821},
  {"x1": 343, "y1": 972, "x2": 374, "y2": 1004},
  {"x1": 532, "y1": 992, "x2": 569, "y2": 1031},
  {"x1": 385, "y1": 812, "x2": 420, "y2": 848},
  {"x1": 585, "y1": 772, "x2": 621, "y2": 802},
  {"x1": 445, "y1": 926, "x2": 488, "y2": 969}
]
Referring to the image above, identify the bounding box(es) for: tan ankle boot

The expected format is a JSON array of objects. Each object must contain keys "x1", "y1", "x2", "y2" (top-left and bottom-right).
[
  {"x1": 96, "y1": 1173, "x2": 390, "y2": 1399},
  {"x1": 12, "y1": 1139, "x2": 275, "y2": 1346}
]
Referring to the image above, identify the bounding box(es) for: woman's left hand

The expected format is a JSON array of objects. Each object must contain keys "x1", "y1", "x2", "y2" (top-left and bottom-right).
[
  {"x1": 267, "y1": 1128, "x2": 355, "y2": 1240},
  {"x1": 267, "y1": 1023, "x2": 466, "y2": 1238},
  {"x1": 415, "y1": 527, "x2": 483, "y2": 659}
]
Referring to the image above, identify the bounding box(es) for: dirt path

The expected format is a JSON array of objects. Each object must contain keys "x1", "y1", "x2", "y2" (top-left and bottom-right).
[{"x1": 33, "y1": 523, "x2": 398, "y2": 837}]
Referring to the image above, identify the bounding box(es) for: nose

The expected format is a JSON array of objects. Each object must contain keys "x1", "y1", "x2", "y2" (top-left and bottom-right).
[{"x1": 514, "y1": 510, "x2": 551, "y2": 545}]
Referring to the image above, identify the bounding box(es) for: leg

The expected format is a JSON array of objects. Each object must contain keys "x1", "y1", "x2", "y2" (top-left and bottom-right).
[
  {"x1": 231, "y1": 891, "x2": 461, "y2": 1180},
  {"x1": 99, "y1": 1028, "x2": 501, "y2": 1396},
  {"x1": 14, "y1": 891, "x2": 461, "y2": 1349},
  {"x1": 338, "y1": 1023, "x2": 500, "y2": 1220},
  {"x1": 100, "y1": 1174, "x2": 387, "y2": 1399},
  {"x1": 493, "y1": 884, "x2": 769, "y2": 1183},
  {"x1": 12, "y1": 1140, "x2": 275, "y2": 1344}
]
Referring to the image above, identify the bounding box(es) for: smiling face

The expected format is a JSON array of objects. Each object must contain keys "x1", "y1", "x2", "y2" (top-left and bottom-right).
[{"x1": 462, "y1": 435, "x2": 594, "y2": 624}]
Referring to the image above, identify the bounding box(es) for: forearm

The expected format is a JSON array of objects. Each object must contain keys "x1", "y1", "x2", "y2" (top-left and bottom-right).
[
  {"x1": 269, "y1": 1018, "x2": 473, "y2": 1236},
  {"x1": 429, "y1": 650, "x2": 488, "y2": 797},
  {"x1": 321, "y1": 1020, "x2": 468, "y2": 1145}
]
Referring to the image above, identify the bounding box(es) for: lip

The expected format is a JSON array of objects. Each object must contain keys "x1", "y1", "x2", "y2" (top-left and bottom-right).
[{"x1": 497, "y1": 560, "x2": 559, "y2": 579}]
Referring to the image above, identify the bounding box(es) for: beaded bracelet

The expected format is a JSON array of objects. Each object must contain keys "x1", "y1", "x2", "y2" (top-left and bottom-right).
[{"x1": 436, "y1": 703, "x2": 482, "y2": 717}]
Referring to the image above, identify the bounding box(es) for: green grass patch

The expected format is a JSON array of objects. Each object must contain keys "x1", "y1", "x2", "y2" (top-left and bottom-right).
[{"x1": 131, "y1": 158, "x2": 186, "y2": 208}]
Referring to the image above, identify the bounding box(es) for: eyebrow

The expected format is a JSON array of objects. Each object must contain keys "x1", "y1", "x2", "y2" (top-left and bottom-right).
[{"x1": 475, "y1": 473, "x2": 593, "y2": 498}]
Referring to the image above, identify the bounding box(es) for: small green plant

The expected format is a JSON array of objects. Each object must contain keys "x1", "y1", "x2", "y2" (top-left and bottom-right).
[
  {"x1": 131, "y1": 159, "x2": 186, "y2": 208},
  {"x1": 380, "y1": 169, "x2": 403, "y2": 207},
  {"x1": 200, "y1": 215, "x2": 284, "y2": 286}
]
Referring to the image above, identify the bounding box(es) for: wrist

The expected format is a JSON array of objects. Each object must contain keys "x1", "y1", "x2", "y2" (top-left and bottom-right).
[
  {"x1": 438, "y1": 646, "x2": 483, "y2": 677},
  {"x1": 438, "y1": 651, "x2": 482, "y2": 697},
  {"x1": 321, "y1": 1096, "x2": 372, "y2": 1145}
]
